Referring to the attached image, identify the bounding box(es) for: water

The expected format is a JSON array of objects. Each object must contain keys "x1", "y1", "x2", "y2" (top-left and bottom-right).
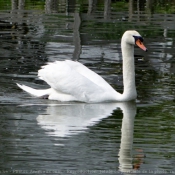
[{"x1": 0, "y1": 0, "x2": 175, "y2": 174}]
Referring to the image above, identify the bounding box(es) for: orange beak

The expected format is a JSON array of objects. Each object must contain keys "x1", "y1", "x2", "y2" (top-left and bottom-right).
[{"x1": 136, "y1": 39, "x2": 147, "y2": 52}]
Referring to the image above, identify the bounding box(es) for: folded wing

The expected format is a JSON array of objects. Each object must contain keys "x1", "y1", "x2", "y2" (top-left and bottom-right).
[{"x1": 38, "y1": 60, "x2": 115, "y2": 102}]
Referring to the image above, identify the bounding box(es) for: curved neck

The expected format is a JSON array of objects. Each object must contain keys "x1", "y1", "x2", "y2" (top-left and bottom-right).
[{"x1": 121, "y1": 42, "x2": 137, "y2": 100}]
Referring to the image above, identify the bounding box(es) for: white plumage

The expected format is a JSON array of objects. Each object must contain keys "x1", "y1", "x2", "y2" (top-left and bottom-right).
[{"x1": 17, "y1": 30, "x2": 147, "y2": 103}]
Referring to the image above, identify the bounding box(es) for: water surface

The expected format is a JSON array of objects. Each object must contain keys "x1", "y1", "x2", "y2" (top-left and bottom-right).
[{"x1": 0, "y1": 1, "x2": 175, "y2": 174}]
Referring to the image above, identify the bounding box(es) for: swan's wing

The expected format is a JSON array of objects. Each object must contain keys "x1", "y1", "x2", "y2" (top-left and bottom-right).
[
  {"x1": 38, "y1": 61, "x2": 109, "y2": 102},
  {"x1": 65, "y1": 60, "x2": 114, "y2": 91}
]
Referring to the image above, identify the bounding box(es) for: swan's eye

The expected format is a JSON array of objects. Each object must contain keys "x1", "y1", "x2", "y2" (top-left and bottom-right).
[
  {"x1": 133, "y1": 36, "x2": 144, "y2": 43},
  {"x1": 140, "y1": 37, "x2": 144, "y2": 42}
]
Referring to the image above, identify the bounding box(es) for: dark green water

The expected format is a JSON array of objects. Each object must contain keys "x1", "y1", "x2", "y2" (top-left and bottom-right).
[{"x1": 0, "y1": 0, "x2": 175, "y2": 175}]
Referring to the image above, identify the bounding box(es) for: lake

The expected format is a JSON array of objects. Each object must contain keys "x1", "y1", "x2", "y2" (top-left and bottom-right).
[{"x1": 0, "y1": 0, "x2": 175, "y2": 175}]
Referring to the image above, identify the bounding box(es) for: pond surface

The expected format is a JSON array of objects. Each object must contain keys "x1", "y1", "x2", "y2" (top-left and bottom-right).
[{"x1": 0, "y1": 0, "x2": 175, "y2": 175}]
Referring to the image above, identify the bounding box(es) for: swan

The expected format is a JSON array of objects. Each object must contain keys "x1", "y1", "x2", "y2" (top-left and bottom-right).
[{"x1": 17, "y1": 30, "x2": 147, "y2": 103}]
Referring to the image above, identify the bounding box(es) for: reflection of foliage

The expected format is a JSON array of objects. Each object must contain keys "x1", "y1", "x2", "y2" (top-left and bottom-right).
[
  {"x1": 25, "y1": 0, "x2": 45, "y2": 10},
  {"x1": 1, "y1": 0, "x2": 175, "y2": 13},
  {"x1": 0, "y1": 0, "x2": 11, "y2": 10},
  {"x1": 111, "y1": 0, "x2": 128, "y2": 12},
  {"x1": 136, "y1": 101, "x2": 175, "y2": 142},
  {"x1": 154, "y1": 0, "x2": 175, "y2": 13},
  {"x1": 0, "y1": 0, "x2": 45, "y2": 10},
  {"x1": 1, "y1": 0, "x2": 174, "y2": 39},
  {"x1": 134, "y1": 100, "x2": 175, "y2": 161}
]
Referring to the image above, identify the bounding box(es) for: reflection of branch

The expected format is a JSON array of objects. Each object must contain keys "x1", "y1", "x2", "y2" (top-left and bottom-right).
[{"x1": 72, "y1": 13, "x2": 81, "y2": 61}]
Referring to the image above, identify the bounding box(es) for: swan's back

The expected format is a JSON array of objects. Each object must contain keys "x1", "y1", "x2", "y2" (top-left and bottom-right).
[{"x1": 38, "y1": 60, "x2": 118, "y2": 102}]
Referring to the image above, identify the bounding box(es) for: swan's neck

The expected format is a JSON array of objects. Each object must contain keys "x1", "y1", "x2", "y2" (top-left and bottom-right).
[{"x1": 121, "y1": 42, "x2": 137, "y2": 101}]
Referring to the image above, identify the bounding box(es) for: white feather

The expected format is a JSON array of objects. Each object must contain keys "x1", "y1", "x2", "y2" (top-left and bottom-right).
[
  {"x1": 16, "y1": 83, "x2": 51, "y2": 97},
  {"x1": 17, "y1": 30, "x2": 146, "y2": 102}
]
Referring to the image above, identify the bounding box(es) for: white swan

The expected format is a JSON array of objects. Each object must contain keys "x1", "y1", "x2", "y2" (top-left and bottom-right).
[{"x1": 17, "y1": 30, "x2": 147, "y2": 103}]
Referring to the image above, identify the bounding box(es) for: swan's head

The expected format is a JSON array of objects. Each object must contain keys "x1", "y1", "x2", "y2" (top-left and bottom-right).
[{"x1": 122, "y1": 30, "x2": 147, "y2": 51}]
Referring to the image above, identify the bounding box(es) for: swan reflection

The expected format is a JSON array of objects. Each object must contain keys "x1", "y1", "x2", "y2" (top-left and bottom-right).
[
  {"x1": 36, "y1": 102, "x2": 141, "y2": 171},
  {"x1": 118, "y1": 102, "x2": 136, "y2": 172},
  {"x1": 36, "y1": 103, "x2": 118, "y2": 137}
]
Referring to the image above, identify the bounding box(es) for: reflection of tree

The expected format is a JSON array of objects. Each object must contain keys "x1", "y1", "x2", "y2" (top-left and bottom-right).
[
  {"x1": 128, "y1": 0, "x2": 133, "y2": 22},
  {"x1": 11, "y1": 0, "x2": 25, "y2": 24},
  {"x1": 45, "y1": 0, "x2": 58, "y2": 14},
  {"x1": 10, "y1": 0, "x2": 28, "y2": 44},
  {"x1": 66, "y1": 0, "x2": 82, "y2": 61},
  {"x1": 11, "y1": 0, "x2": 25, "y2": 10},
  {"x1": 104, "y1": 0, "x2": 111, "y2": 19},
  {"x1": 44, "y1": 0, "x2": 82, "y2": 61},
  {"x1": 129, "y1": 0, "x2": 154, "y2": 22},
  {"x1": 146, "y1": 0, "x2": 154, "y2": 14},
  {"x1": 10, "y1": 0, "x2": 28, "y2": 38},
  {"x1": 72, "y1": 13, "x2": 81, "y2": 61},
  {"x1": 0, "y1": 0, "x2": 46, "y2": 74},
  {"x1": 18, "y1": 0, "x2": 25, "y2": 10},
  {"x1": 88, "y1": 0, "x2": 111, "y2": 19},
  {"x1": 88, "y1": 0, "x2": 97, "y2": 14},
  {"x1": 11, "y1": 0, "x2": 18, "y2": 10},
  {"x1": 67, "y1": 0, "x2": 76, "y2": 13}
]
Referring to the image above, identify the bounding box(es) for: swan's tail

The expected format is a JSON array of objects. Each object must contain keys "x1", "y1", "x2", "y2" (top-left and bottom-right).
[{"x1": 17, "y1": 83, "x2": 51, "y2": 98}]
